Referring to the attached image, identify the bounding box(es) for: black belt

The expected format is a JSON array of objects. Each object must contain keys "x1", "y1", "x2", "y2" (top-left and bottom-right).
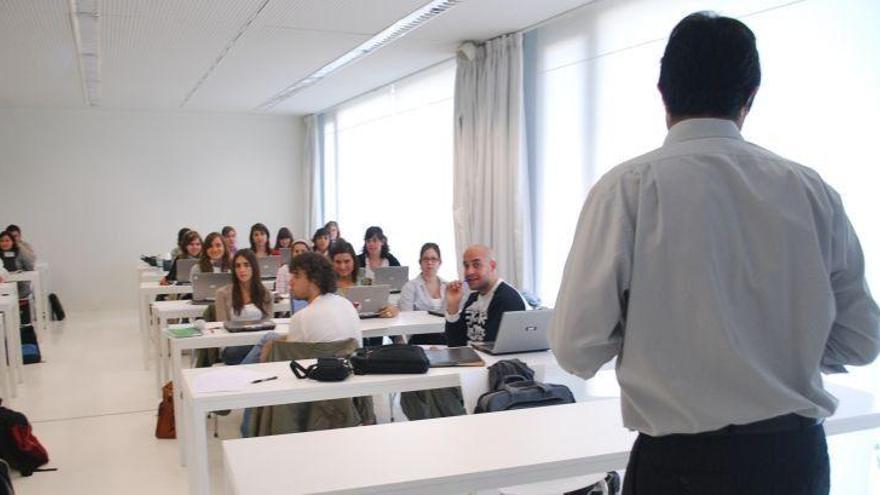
[{"x1": 699, "y1": 414, "x2": 823, "y2": 436}]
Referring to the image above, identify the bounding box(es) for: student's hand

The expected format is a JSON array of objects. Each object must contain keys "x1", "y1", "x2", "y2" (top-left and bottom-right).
[
  {"x1": 446, "y1": 280, "x2": 465, "y2": 314},
  {"x1": 379, "y1": 305, "x2": 399, "y2": 318},
  {"x1": 159, "y1": 277, "x2": 169, "y2": 286}
]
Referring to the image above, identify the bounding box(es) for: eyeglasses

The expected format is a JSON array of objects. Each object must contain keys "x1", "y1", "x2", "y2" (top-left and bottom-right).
[{"x1": 420, "y1": 257, "x2": 441, "y2": 263}]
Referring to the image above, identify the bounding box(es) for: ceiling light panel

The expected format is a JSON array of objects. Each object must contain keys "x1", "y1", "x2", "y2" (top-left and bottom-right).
[{"x1": 0, "y1": 0, "x2": 81, "y2": 107}]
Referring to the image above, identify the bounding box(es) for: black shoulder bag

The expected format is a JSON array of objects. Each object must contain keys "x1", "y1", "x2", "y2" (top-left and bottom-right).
[{"x1": 290, "y1": 357, "x2": 352, "y2": 382}]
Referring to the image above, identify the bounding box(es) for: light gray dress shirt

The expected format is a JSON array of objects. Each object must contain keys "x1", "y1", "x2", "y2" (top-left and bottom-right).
[{"x1": 550, "y1": 118, "x2": 880, "y2": 436}]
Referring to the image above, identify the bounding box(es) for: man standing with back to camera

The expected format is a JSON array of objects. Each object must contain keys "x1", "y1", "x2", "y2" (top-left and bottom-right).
[{"x1": 550, "y1": 11, "x2": 880, "y2": 495}]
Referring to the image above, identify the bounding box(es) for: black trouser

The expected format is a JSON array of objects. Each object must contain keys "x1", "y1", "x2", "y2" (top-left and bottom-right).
[{"x1": 623, "y1": 415, "x2": 829, "y2": 495}]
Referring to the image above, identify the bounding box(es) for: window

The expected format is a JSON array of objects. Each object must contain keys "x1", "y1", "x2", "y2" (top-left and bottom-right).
[{"x1": 321, "y1": 61, "x2": 457, "y2": 279}]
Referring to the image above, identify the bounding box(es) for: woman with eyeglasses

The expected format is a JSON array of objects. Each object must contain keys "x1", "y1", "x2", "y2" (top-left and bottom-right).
[{"x1": 397, "y1": 243, "x2": 451, "y2": 345}]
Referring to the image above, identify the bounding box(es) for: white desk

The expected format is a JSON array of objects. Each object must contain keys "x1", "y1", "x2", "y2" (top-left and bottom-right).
[
  {"x1": 0, "y1": 283, "x2": 22, "y2": 392},
  {"x1": 180, "y1": 349, "x2": 574, "y2": 495},
  {"x1": 138, "y1": 281, "x2": 193, "y2": 370},
  {"x1": 222, "y1": 383, "x2": 880, "y2": 495},
  {"x1": 151, "y1": 297, "x2": 292, "y2": 389},
  {"x1": 6, "y1": 271, "x2": 46, "y2": 334},
  {"x1": 0, "y1": 295, "x2": 17, "y2": 397}
]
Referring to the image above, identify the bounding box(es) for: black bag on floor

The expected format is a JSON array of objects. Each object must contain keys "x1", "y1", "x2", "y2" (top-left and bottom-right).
[
  {"x1": 19, "y1": 327, "x2": 40, "y2": 365},
  {"x1": 48, "y1": 294, "x2": 65, "y2": 321},
  {"x1": 350, "y1": 344, "x2": 429, "y2": 374},
  {"x1": 0, "y1": 401, "x2": 52, "y2": 476}
]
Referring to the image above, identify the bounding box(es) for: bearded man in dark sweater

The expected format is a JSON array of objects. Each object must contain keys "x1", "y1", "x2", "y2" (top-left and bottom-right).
[{"x1": 445, "y1": 244, "x2": 526, "y2": 347}]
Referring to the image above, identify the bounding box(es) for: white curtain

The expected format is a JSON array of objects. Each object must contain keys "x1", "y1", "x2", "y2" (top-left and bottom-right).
[
  {"x1": 301, "y1": 114, "x2": 322, "y2": 238},
  {"x1": 453, "y1": 32, "x2": 533, "y2": 292}
]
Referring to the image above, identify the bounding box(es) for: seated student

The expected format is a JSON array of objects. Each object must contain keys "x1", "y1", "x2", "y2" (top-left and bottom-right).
[
  {"x1": 189, "y1": 232, "x2": 231, "y2": 279},
  {"x1": 160, "y1": 230, "x2": 202, "y2": 285},
  {"x1": 324, "y1": 221, "x2": 341, "y2": 249},
  {"x1": 248, "y1": 252, "x2": 364, "y2": 363},
  {"x1": 0, "y1": 230, "x2": 34, "y2": 297},
  {"x1": 356, "y1": 226, "x2": 401, "y2": 281},
  {"x1": 221, "y1": 226, "x2": 237, "y2": 254},
  {"x1": 312, "y1": 227, "x2": 331, "y2": 258},
  {"x1": 5, "y1": 225, "x2": 36, "y2": 265},
  {"x1": 272, "y1": 227, "x2": 293, "y2": 255},
  {"x1": 169, "y1": 227, "x2": 192, "y2": 260},
  {"x1": 249, "y1": 223, "x2": 272, "y2": 259},
  {"x1": 398, "y1": 242, "x2": 452, "y2": 345},
  {"x1": 215, "y1": 249, "x2": 273, "y2": 365},
  {"x1": 331, "y1": 240, "x2": 398, "y2": 317},
  {"x1": 445, "y1": 244, "x2": 526, "y2": 347},
  {"x1": 275, "y1": 239, "x2": 310, "y2": 295}
]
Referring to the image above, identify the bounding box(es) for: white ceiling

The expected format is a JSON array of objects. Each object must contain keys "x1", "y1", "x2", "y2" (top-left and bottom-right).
[{"x1": 0, "y1": 0, "x2": 595, "y2": 115}]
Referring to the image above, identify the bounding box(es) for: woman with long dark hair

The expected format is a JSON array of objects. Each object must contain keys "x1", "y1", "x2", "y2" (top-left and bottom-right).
[
  {"x1": 249, "y1": 223, "x2": 272, "y2": 259},
  {"x1": 214, "y1": 249, "x2": 273, "y2": 364},
  {"x1": 356, "y1": 226, "x2": 401, "y2": 280},
  {"x1": 191, "y1": 232, "x2": 231, "y2": 278},
  {"x1": 161, "y1": 230, "x2": 202, "y2": 285},
  {"x1": 273, "y1": 227, "x2": 293, "y2": 253}
]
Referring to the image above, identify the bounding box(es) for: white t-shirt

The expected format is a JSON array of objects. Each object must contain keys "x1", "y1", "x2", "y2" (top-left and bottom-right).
[{"x1": 287, "y1": 293, "x2": 362, "y2": 343}]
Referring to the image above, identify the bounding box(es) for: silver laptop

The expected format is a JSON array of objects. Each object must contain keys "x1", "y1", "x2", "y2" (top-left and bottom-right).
[
  {"x1": 191, "y1": 272, "x2": 232, "y2": 304},
  {"x1": 471, "y1": 309, "x2": 553, "y2": 355},
  {"x1": 279, "y1": 247, "x2": 292, "y2": 267},
  {"x1": 372, "y1": 266, "x2": 409, "y2": 293},
  {"x1": 258, "y1": 255, "x2": 282, "y2": 279},
  {"x1": 344, "y1": 285, "x2": 391, "y2": 319},
  {"x1": 175, "y1": 258, "x2": 199, "y2": 284}
]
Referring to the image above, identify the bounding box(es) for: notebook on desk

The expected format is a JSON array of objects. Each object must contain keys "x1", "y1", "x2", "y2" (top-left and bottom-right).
[
  {"x1": 258, "y1": 255, "x2": 282, "y2": 279},
  {"x1": 175, "y1": 258, "x2": 199, "y2": 284},
  {"x1": 372, "y1": 266, "x2": 409, "y2": 293},
  {"x1": 424, "y1": 346, "x2": 485, "y2": 367},
  {"x1": 470, "y1": 309, "x2": 553, "y2": 355},
  {"x1": 191, "y1": 272, "x2": 232, "y2": 304},
  {"x1": 344, "y1": 285, "x2": 391, "y2": 319}
]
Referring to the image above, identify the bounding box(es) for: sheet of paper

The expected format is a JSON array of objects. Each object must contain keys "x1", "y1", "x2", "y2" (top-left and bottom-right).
[{"x1": 193, "y1": 368, "x2": 276, "y2": 393}]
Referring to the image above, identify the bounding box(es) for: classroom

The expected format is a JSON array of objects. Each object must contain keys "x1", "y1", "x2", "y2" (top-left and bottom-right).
[{"x1": 0, "y1": 0, "x2": 878, "y2": 494}]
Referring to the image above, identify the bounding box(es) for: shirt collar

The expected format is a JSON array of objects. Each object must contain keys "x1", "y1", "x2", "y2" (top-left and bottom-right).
[{"x1": 664, "y1": 118, "x2": 743, "y2": 146}]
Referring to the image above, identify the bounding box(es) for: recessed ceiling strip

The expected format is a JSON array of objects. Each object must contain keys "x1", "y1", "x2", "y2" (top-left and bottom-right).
[{"x1": 68, "y1": 0, "x2": 101, "y2": 106}]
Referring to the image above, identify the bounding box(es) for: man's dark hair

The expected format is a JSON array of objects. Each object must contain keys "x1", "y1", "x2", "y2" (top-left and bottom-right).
[
  {"x1": 290, "y1": 252, "x2": 337, "y2": 295},
  {"x1": 658, "y1": 11, "x2": 761, "y2": 120}
]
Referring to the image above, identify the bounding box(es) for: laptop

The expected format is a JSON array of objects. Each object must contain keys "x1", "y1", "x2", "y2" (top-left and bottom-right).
[
  {"x1": 424, "y1": 346, "x2": 485, "y2": 367},
  {"x1": 470, "y1": 309, "x2": 553, "y2": 355},
  {"x1": 344, "y1": 285, "x2": 391, "y2": 319},
  {"x1": 174, "y1": 258, "x2": 199, "y2": 284},
  {"x1": 372, "y1": 266, "x2": 409, "y2": 293},
  {"x1": 223, "y1": 320, "x2": 277, "y2": 333},
  {"x1": 258, "y1": 255, "x2": 282, "y2": 279},
  {"x1": 191, "y1": 272, "x2": 232, "y2": 304},
  {"x1": 279, "y1": 247, "x2": 292, "y2": 267}
]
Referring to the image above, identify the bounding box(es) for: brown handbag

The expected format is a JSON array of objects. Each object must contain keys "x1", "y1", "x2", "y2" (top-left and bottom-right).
[{"x1": 155, "y1": 381, "x2": 176, "y2": 439}]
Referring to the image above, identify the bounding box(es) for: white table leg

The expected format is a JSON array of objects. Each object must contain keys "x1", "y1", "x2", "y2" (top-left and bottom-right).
[
  {"x1": 10, "y1": 298, "x2": 23, "y2": 385},
  {"x1": 187, "y1": 403, "x2": 210, "y2": 495},
  {"x1": 31, "y1": 273, "x2": 46, "y2": 334},
  {"x1": 0, "y1": 313, "x2": 12, "y2": 398},
  {"x1": 139, "y1": 293, "x2": 151, "y2": 370},
  {"x1": 172, "y1": 342, "x2": 188, "y2": 466}
]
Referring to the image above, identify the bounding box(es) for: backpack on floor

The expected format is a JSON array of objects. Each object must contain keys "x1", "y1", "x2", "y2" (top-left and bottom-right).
[
  {"x1": 0, "y1": 402, "x2": 51, "y2": 476},
  {"x1": 48, "y1": 294, "x2": 65, "y2": 321},
  {"x1": 19, "y1": 327, "x2": 40, "y2": 365}
]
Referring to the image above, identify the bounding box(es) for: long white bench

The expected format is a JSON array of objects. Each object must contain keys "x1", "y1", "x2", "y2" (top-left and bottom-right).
[{"x1": 221, "y1": 383, "x2": 880, "y2": 495}]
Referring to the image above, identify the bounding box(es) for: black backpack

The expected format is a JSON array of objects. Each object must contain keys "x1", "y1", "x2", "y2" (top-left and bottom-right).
[
  {"x1": 474, "y1": 375, "x2": 575, "y2": 413},
  {"x1": 48, "y1": 294, "x2": 65, "y2": 321},
  {"x1": 0, "y1": 403, "x2": 52, "y2": 476}
]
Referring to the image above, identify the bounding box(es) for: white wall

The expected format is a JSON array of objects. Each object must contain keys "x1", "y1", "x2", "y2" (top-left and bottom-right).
[{"x1": 0, "y1": 107, "x2": 305, "y2": 311}]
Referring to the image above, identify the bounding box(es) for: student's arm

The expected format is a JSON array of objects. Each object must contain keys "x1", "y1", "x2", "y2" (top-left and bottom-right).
[
  {"x1": 821, "y1": 194, "x2": 880, "y2": 371},
  {"x1": 550, "y1": 176, "x2": 636, "y2": 381},
  {"x1": 163, "y1": 255, "x2": 181, "y2": 285},
  {"x1": 214, "y1": 286, "x2": 232, "y2": 322},
  {"x1": 444, "y1": 286, "x2": 473, "y2": 347},
  {"x1": 397, "y1": 280, "x2": 416, "y2": 311},
  {"x1": 19, "y1": 254, "x2": 34, "y2": 272},
  {"x1": 0, "y1": 266, "x2": 7, "y2": 282}
]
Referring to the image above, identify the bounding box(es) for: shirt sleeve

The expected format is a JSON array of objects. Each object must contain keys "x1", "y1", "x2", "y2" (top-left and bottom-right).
[
  {"x1": 549, "y1": 173, "x2": 637, "y2": 380},
  {"x1": 397, "y1": 280, "x2": 416, "y2": 311},
  {"x1": 821, "y1": 195, "x2": 880, "y2": 371}
]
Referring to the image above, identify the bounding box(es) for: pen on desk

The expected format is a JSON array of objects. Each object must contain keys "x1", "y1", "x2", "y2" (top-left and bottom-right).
[{"x1": 251, "y1": 376, "x2": 278, "y2": 384}]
